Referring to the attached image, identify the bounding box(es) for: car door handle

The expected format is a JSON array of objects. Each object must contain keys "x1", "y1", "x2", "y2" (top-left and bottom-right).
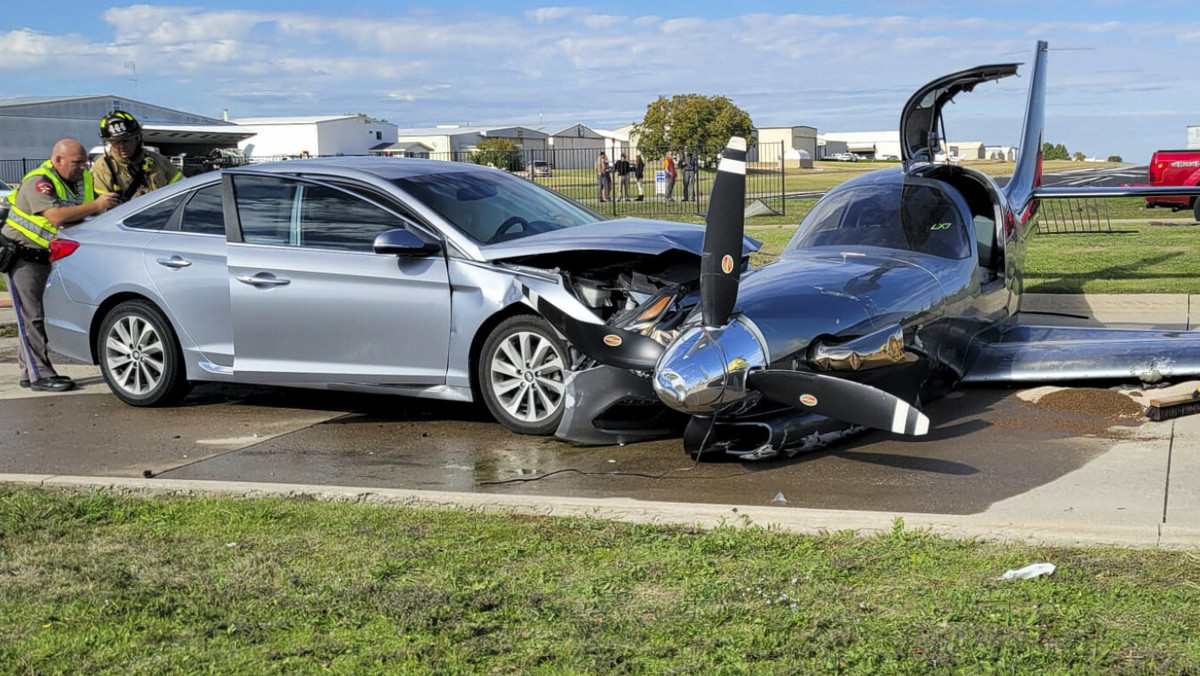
[
  {"x1": 236, "y1": 274, "x2": 291, "y2": 287},
  {"x1": 156, "y1": 256, "x2": 192, "y2": 269}
]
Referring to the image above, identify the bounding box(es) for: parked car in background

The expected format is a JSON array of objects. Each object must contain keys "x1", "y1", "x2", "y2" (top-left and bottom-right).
[
  {"x1": 43, "y1": 157, "x2": 756, "y2": 443},
  {"x1": 1145, "y1": 149, "x2": 1200, "y2": 221},
  {"x1": 0, "y1": 179, "x2": 13, "y2": 221},
  {"x1": 530, "y1": 161, "x2": 552, "y2": 177},
  {"x1": 828, "y1": 153, "x2": 859, "y2": 162}
]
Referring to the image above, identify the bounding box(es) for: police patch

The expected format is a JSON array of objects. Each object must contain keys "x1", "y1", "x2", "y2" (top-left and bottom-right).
[{"x1": 35, "y1": 178, "x2": 54, "y2": 195}]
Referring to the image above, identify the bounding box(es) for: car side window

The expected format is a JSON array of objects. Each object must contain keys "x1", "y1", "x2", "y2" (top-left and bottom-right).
[
  {"x1": 178, "y1": 184, "x2": 224, "y2": 236},
  {"x1": 122, "y1": 194, "x2": 185, "y2": 231},
  {"x1": 297, "y1": 184, "x2": 403, "y2": 252},
  {"x1": 232, "y1": 175, "x2": 297, "y2": 245}
]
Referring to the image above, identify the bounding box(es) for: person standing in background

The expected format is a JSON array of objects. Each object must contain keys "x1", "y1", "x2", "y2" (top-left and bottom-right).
[
  {"x1": 633, "y1": 154, "x2": 645, "y2": 201},
  {"x1": 662, "y1": 152, "x2": 677, "y2": 201}
]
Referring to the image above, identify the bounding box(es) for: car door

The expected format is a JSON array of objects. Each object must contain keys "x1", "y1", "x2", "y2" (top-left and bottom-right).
[
  {"x1": 225, "y1": 172, "x2": 451, "y2": 386},
  {"x1": 142, "y1": 182, "x2": 234, "y2": 370}
]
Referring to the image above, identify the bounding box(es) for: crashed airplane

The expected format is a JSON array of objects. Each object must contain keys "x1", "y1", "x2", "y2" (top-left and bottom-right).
[{"x1": 543, "y1": 40, "x2": 1200, "y2": 459}]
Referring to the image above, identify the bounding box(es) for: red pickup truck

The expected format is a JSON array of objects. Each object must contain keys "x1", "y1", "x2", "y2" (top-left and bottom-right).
[{"x1": 1145, "y1": 149, "x2": 1200, "y2": 220}]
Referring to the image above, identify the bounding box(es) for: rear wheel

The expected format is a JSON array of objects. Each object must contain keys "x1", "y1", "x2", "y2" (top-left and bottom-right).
[
  {"x1": 97, "y1": 299, "x2": 191, "y2": 406},
  {"x1": 478, "y1": 315, "x2": 568, "y2": 435}
]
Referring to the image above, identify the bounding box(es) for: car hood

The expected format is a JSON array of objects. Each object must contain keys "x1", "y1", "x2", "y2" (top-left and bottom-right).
[{"x1": 478, "y1": 218, "x2": 760, "y2": 263}]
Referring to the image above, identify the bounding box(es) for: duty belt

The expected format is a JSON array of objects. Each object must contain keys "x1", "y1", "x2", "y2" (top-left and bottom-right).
[{"x1": 0, "y1": 234, "x2": 49, "y2": 264}]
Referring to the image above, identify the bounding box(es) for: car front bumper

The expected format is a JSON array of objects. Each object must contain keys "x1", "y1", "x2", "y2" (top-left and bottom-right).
[{"x1": 554, "y1": 364, "x2": 684, "y2": 446}]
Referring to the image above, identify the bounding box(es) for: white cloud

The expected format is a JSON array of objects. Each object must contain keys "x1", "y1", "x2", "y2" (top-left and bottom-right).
[{"x1": 0, "y1": 5, "x2": 1195, "y2": 161}]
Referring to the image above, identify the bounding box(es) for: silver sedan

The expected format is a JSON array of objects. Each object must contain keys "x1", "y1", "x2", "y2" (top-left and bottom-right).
[{"x1": 44, "y1": 157, "x2": 725, "y2": 440}]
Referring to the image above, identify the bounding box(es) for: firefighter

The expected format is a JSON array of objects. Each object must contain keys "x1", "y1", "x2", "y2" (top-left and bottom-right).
[
  {"x1": 92, "y1": 110, "x2": 182, "y2": 201},
  {"x1": 2, "y1": 140, "x2": 120, "y2": 391}
]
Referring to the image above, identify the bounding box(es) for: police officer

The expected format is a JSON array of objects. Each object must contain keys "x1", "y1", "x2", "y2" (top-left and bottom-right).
[
  {"x1": 92, "y1": 110, "x2": 182, "y2": 201},
  {"x1": 2, "y1": 140, "x2": 119, "y2": 391}
]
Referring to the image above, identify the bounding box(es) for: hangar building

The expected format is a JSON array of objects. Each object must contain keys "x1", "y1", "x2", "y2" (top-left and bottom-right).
[{"x1": 0, "y1": 95, "x2": 253, "y2": 181}]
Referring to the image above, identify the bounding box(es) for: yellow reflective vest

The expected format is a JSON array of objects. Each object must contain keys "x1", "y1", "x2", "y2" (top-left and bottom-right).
[{"x1": 4, "y1": 161, "x2": 96, "y2": 249}]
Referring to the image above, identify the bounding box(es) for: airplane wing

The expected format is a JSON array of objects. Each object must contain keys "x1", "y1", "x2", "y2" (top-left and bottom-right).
[
  {"x1": 1034, "y1": 185, "x2": 1200, "y2": 200},
  {"x1": 963, "y1": 324, "x2": 1200, "y2": 384}
]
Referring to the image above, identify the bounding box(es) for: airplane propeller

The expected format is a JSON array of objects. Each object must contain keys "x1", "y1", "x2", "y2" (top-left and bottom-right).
[
  {"x1": 747, "y1": 370, "x2": 930, "y2": 436},
  {"x1": 682, "y1": 135, "x2": 930, "y2": 440},
  {"x1": 531, "y1": 289, "x2": 665, "y2": 371},
  {"x1": 700, "y1": 137, "x2": 748, "y2": 328}
]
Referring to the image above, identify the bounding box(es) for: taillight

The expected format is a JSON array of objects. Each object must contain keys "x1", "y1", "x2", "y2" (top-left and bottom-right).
[{"x1": 49, "y1": 238, "x2": 80, "y2": 262}]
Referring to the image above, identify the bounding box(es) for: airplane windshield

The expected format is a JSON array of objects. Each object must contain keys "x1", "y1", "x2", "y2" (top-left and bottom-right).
[{"x1": 784, "y1": 182, "x2": 970, "y2": 259}]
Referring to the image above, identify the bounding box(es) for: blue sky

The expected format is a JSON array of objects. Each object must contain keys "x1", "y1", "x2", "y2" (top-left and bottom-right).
[{"x1": 4, "y1": 1, "x2": 1197, "y2": 161}]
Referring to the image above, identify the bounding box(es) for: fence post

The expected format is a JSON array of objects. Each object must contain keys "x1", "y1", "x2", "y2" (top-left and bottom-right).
[{"x1": 779, "y1": 141, "x2": 786, "y2": 216}]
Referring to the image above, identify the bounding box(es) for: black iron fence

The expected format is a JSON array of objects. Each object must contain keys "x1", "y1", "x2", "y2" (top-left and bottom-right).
[
  {"x1": 2, "y1": 142, "x2": 788, "y2": 219},
  {"x1": 0, "y1": 159, "x2": 48, "y2": 186}
]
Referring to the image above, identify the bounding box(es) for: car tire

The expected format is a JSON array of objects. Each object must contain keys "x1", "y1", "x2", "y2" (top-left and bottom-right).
[
  {"x1": 1193, "y1": 196, "x2": 1199, "y2": 223},
  {"x1": 478, "y1": 315, "x2": 568, "y2": 436},
  {"x1": 97, "y1": 299, "x2": 191, "y2": 407}
]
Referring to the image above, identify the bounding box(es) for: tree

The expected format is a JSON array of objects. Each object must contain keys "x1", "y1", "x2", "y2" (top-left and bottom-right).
[
  {"x1": 1107, "y1": 155, "x2": 1123, "y2": 163},
  {"x1": 633, "y1": 94, "x2": 755, "y2": 158},
  {"x1": 1041, "y1": 142, "x2": 1070, "y2": 161},
  {"x1": 1073, "y1": 151, "x2": 1087, "y2": 162},
  {"x1": 471, "y1": 138, "x2": 524, "y2": 172}
]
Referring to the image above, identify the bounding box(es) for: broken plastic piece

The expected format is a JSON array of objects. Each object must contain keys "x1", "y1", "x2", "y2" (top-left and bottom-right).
[{"x1": 999, "y1": 562, "x2": 1055, "y2": 580}]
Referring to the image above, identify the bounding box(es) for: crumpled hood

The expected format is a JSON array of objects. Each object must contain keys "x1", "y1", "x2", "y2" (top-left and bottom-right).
[{"x1": 480, "y1": 218, "x2": 760, "y2": 262}]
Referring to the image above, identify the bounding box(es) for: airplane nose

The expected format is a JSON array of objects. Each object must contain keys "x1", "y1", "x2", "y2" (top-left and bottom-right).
[{"x1": 653, "y1": 318, "x2": 768, "y2": 415}]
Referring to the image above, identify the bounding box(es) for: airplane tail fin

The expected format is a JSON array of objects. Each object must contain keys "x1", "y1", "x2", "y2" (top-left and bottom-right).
[{"x1": 1003, "y1": 40, "x2": 1049, "y2": 212}]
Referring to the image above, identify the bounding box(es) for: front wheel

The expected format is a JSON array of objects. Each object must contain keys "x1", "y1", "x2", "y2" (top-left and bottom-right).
[
  {"x1": 478, "y1": 315, "x2": 568, "y2": 436},
  {"x1": 97, "y1": 299, "x2": 191, "y2": 406}
]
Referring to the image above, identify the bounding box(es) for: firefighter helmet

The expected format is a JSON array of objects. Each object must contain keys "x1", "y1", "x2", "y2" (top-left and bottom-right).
[{"x1": 100, "y1": 110, "x2": 142, "y2": 141}]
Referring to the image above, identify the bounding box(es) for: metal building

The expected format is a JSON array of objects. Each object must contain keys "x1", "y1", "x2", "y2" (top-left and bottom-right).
[{"x1": 0, "y1": 95, "x2": 253, "y2": 180}]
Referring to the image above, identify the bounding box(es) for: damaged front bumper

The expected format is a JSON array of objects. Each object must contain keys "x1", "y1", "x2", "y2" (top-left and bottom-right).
[{"x1": 554, "y1": 365, "x2": 685, "y2": 446}]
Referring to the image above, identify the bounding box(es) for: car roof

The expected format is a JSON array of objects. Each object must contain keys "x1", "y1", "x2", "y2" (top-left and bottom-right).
[{"x1": 229, "y1": 156, "x2": 497, "y2": 182}]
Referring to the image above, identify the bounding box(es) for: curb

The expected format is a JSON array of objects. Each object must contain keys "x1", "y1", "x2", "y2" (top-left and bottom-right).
[{"x1": 3, "y1": 474, "x2": 1198, "y2": 550}]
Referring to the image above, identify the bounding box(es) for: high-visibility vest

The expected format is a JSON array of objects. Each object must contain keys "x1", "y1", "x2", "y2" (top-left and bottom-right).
[{"x1": 4, "y1": 161, "x2": 96, "y2": 249}]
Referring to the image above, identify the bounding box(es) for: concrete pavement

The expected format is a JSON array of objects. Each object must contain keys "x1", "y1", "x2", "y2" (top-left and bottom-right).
[{"x1": 2, "y1": 293, "x2": 1200, "y2": 549}]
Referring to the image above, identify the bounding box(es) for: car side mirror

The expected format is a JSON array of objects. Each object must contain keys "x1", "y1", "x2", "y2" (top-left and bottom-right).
[{"x1": 373, "y1": 228, "x2": 441, "y2": 257}]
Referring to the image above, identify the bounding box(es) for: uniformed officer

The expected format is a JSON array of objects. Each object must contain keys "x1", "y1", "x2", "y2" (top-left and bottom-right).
[
  {"x1": 2, "y1": 140, "x2": 120, "y2": 392},
  {"x1": 91, "y1": 110, "x2": 182, "y2": 201}
]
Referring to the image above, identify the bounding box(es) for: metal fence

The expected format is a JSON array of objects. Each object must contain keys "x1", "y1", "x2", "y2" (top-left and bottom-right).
[
  {"x1": 0, "y1": 159, "x2": 48, "y2": 186},
  {"x1": 2, "y1": 142, "x2": 788, "y2": 219},
  {"x1": 1036, "y1": 198, "x2": 1114, "y2": 234}
]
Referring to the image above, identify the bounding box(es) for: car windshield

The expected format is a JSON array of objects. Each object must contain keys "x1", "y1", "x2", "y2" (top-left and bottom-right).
[
  {"x1": 783, "y1": 181, "x2": 970, "y2": 259},
  {"x1": 393, "y1": 169, "x2": 601, "y2": 244}
]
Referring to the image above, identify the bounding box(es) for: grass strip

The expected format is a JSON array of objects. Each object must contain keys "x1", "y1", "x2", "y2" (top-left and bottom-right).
[{"x1": 2, "y1": 487, "x2": 1199, "y2": 674}]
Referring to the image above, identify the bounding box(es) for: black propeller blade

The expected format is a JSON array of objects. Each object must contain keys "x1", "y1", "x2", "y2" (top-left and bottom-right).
[
  {"x1": 534, "y1": 293, "x2": 664, "y2": 371},
  {"x1": 700, "y1": 137, "x2": 747, "y2": 329},
  {"x1": 748, "y1": 370, "x2": 930, "y2": 436}
]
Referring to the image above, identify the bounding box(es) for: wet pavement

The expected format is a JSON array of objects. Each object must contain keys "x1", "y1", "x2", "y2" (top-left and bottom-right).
[{"x1": 2, "y1": 295, "x2": 1199, "y2": 547}]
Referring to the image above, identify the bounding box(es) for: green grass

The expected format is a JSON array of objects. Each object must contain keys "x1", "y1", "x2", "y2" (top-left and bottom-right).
[
  {"x1": 2, "y1": 487, "x2": 1199, "y2": 674},
  {"x1": 1024, "y1": 222, "x2": 1200, "y2": 293}
]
